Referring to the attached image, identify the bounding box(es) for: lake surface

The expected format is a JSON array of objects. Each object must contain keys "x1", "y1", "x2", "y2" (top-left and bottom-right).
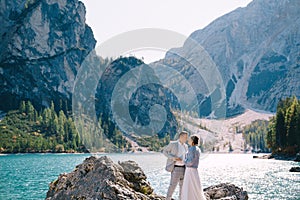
[{"x1": 0, "y1": 153, "x2": 299, "y2": 200}]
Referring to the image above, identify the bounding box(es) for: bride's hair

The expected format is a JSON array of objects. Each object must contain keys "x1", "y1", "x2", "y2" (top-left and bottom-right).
[{"x1": 191, "y1": 135, "x2": 199, "y2": 145}]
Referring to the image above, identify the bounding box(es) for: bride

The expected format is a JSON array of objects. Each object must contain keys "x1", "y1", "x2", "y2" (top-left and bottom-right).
[{"x1": 181, "y1": 135, "x2": 206, "y2": 200}]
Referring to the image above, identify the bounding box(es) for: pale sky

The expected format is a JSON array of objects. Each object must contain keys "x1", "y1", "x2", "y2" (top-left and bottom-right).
[{"x1": 81, "y1": 0, "x2": 253, "y2": 62}]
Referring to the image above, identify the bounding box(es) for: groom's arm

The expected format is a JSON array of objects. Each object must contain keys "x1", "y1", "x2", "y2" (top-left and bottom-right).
[{"x1": 163, "y1": 143, "x2": 177, "y2": 159}]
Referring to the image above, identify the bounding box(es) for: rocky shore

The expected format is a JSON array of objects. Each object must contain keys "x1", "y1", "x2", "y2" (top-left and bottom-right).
[
  {"x1": 253, "y1": 153, "x2": 300, "y2": 162},
  {"x1": 46, "y1": 156, "x2": 248, "y2": 200}
]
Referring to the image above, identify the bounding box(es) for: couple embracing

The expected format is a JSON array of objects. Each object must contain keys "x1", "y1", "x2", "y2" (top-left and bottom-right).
[{"x1": 163, "y1": 131, "x2": 206, "y2": 200}]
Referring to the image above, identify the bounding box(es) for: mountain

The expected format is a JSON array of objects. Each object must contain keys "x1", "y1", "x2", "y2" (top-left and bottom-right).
[
  {"x1": 95, "y1": 57, "x2": 179, "y2": 138},
  {"x1": 1, "y1": 0, "x2": 299, "y2": 151},
  {"x1": 0, "y1": 0, "x2": 96, "y2": 112},
  {"x1": 159, "y1": 0, "x2": 300, "y2": 116}
]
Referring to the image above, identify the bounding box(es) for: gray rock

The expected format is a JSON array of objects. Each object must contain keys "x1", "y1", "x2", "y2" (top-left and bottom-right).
[
  {"x1": 118, "y1": 160, "x2": 153, "y2": 195},
  {"x1": 253, "y1": 154, "x2": 273, "y2": 159},
  {"x1": 289, "y1": 167, "x2": 300, "y2": 172},
  {"x1": 46, "y1": 156, "x2": 248, "y2": 200},
  {"x1": 46, "y1": 156, "x2": 165, "y2": 200},
  {"x1": 204, "y1": 183, "x2": 248, "y2": 200}
]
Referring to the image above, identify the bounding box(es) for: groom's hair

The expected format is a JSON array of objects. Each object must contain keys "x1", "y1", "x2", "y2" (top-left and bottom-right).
[{"x1": 179, "y1": 131, "x2": 188, "y2": 137}]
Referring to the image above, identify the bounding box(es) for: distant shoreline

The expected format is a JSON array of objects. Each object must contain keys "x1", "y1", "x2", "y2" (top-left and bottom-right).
[
  {"x1": 2, "y1": 151, "x2": 298, "y2": 161},
  {"x1": 0, "y1": 152, "x2": 88, "y2": 156},
  {"x1": 253, "y1": 153, "x2": 299, "y2": 162},
  {"x1": 0, "y1": 151, "x2": 158, "y2": 155},
  {"x1": 0, "y1": 151, "x2": 271, "y2": 156}
]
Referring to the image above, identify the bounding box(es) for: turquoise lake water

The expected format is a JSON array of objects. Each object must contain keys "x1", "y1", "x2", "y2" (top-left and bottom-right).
[{"x1": 0, "y1": 153, "x2": 299, "y2": 200}]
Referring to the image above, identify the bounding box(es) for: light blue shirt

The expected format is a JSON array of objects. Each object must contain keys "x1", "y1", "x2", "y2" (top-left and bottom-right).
[{"x1": 184, "y1": 146, "x2": 200, "y2": 168}]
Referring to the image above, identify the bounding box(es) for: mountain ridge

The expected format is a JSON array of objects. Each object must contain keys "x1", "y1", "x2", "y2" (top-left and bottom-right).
[{"x1": 163, "y1": 0, "x2": 300, "y2": 115}]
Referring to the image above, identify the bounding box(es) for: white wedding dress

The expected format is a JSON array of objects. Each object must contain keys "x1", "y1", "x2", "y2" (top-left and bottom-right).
[
  {"x1": 181, "y1": 146, "x2": 206, "y2": 200},
  {"x1": 181, "y1": 167, "x2": 206, "y2": 200}
]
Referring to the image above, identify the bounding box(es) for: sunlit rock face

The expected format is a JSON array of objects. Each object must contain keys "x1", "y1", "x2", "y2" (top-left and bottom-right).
[
  {"x1": 0, "y1": 0, "x2": 96, "y2": 111},
  {"x1": 159, "y1": 0, "x2": 300, "y2": 116}
]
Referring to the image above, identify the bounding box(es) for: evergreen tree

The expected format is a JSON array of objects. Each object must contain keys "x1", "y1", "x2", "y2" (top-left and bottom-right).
[
  {"x1": 267, "y1": 96, "x2": 300, "y2": 155},
  {"x1": 285, "y1": 98, "x2": 298, "y2": 146},
  {"x1": 20, "y1": 101, "x2": 26, "y2": 113},
  {"x1": 26, "y1": 101, "x2": 35, "y2": 121},
  {"x1": 42, "y1": 108, "x2": 51, "y2": 128},
  {"x1": 58, "y1": 110, "x2": 67, "y2": 142},
  {"x1": 296, "y1": 104, "x2": 300, "y2": 146},
  {"x1": 275, "y1": 109, "x2": 286, "y2": 147}
]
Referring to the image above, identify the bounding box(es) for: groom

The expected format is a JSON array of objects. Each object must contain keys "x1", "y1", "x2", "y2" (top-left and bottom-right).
[{"x1": 163, "y1": 131, "x2": 188, "y2": 200}]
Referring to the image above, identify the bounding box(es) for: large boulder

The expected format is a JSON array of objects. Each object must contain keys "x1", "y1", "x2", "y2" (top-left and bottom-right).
[
  {"x1": 46, "y1": 156, "x2": 249, "y2": 200},
  {"x1": 204, "y1": 183, "x2": 248, "y2": 200},
  {"x1": 46, "y1": 156, "x2": 165, "y2": 200}
]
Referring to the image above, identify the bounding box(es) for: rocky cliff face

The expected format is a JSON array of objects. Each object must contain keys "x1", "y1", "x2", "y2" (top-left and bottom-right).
[
  {"x1": 46, "y1": 156, "x2": 249, "y2": 200},
  {"x1": 0, "y1": 0, "x2": 96, "y2": 111},
  {"x1": 95, "y1": 57, "x2": 179, "y2": 138},
  {"x1": 162, "y1": 0, "x2": 300, "y2": 115}
]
